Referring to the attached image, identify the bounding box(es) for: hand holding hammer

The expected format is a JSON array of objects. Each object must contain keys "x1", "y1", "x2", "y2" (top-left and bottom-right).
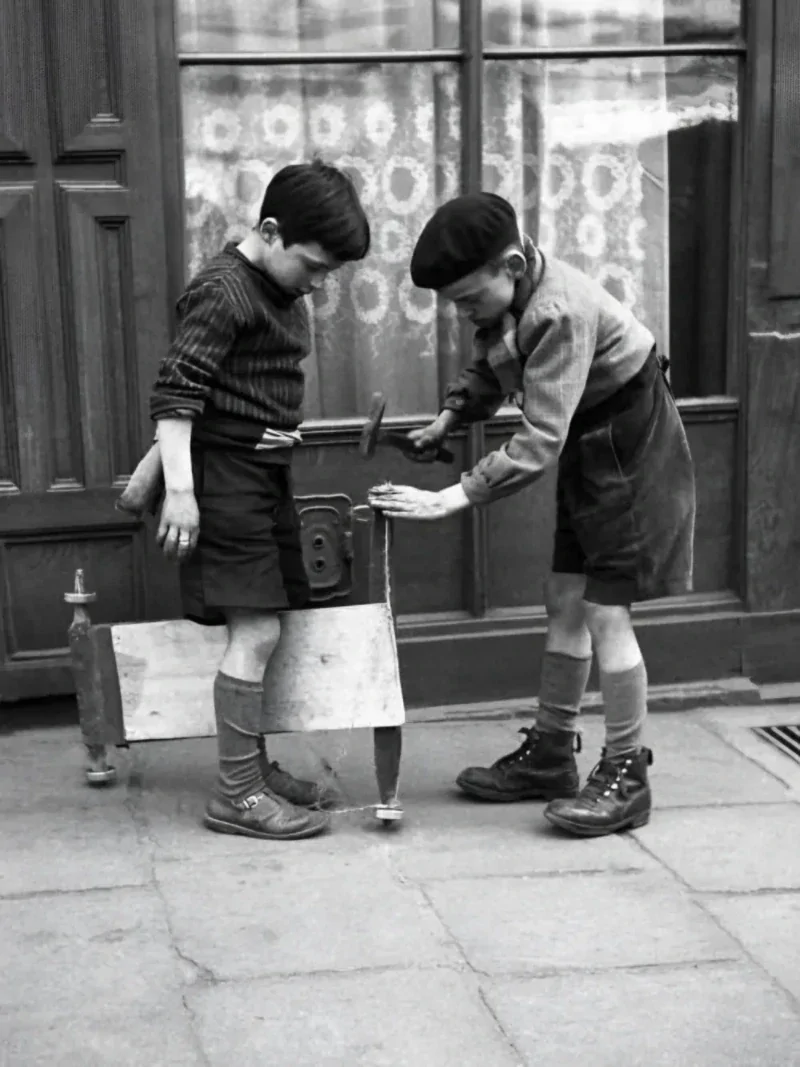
[{"x1": 359, "y1": 393, "x2": 454, "y2": 464}]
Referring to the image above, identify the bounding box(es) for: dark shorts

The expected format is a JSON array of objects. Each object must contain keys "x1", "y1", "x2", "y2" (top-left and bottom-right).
[
  {"x1": 553, "y1": 352, "x2": 696, "y2": 606},
  {"x1": 180, "y1": 448, "x2": 310, "y2": 626}
]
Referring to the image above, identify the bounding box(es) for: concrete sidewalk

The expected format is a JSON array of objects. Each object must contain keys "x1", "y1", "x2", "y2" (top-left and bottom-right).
[{"x1": 2, "y1": 704, "x2": 800, "y2": 1066}]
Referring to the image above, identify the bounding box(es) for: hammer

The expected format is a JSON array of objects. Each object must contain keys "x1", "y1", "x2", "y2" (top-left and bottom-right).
[{"x1": 358, "y1": 392, "x2": 454, "y2": 464}]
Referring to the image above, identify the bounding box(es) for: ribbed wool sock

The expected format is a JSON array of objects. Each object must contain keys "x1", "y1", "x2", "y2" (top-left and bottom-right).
[
  {"x1": 535, "y1": 651, "x2": 593, "y2": 734},
  {"x1": 213, "y1": 671, "x2": 266, "y2": 801},
  {"x1": 600, "y1": 660, "x2": 648, "y2": 757}
]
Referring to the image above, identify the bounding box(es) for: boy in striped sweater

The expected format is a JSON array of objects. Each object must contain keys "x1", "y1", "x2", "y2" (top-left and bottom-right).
[{"x1": 150, "y1": 160, "x2": 370, "y2": 841}]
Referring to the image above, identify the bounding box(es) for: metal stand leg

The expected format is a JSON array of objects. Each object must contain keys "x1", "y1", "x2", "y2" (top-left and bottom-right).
[
  {"x1": 373, "y1": 725, "x2": 403, "y2": 824},
  {"x1": 367, "y1": 511, "x2": 404, "y2": 826},
  {"x1": 65, "y1": 570, "x2": 117, "y2": 787}
]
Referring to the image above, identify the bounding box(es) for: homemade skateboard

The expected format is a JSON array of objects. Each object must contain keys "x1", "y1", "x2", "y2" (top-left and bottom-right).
[{"x1": 65, "y1": 505, "x2": 405, "y2": 826}]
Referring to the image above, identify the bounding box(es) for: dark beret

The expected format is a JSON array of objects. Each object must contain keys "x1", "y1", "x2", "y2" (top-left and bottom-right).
[{"x1": 410, "y1": 193, "x2": 520, "y2": 290}]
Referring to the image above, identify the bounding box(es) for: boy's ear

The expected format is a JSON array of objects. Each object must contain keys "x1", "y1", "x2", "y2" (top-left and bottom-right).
[
  {"x1": 258, "y1": 217, "x2": 280, "y2": 244},
  {"x1": 504, "y1": 249, "x2": 527, "y2": 279}
]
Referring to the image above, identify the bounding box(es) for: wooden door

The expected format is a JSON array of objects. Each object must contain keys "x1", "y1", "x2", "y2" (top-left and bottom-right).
[{"x1": 0, "y1": 0, "x2": 177, "y2": 702}]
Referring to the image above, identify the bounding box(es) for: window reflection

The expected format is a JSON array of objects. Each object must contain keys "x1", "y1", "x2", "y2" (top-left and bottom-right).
[
  {"x1": 181, "y1": 64, "x2": 461, "y2": 418},
  {"x1": 484, "y1": 56, "x2": 738, "y2": 396},
  {"x1": 178, "y1": 0, "x2": 460, "y2": 52},
  {"x1": 484, "y1": 0, "x2": 741, "y2": 48}
]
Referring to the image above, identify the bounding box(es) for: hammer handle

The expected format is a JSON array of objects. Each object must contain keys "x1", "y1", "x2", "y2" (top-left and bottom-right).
[{"x1": 384, "y1": 433, "x2": 455, "y2": 464}]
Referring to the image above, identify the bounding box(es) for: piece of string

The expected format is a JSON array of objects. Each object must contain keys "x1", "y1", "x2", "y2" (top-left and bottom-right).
[
  {"x1": 383, "y1": 514, "x2": 392, "y2": 611},
  {"x1": 324, "y1": 801, "x2": 402, "y2": 817}
]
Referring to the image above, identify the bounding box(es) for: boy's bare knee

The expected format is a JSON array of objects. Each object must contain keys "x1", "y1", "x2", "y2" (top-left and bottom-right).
[
  {"x1": 583, "y1": 602, "x2": 632, "y2": 642},
  {"x1": 224, "y1": 610, "x2": 282, "y2": 675},
  {"x1": 544, "y1": 573, "x2": 587, "y2": 621}
]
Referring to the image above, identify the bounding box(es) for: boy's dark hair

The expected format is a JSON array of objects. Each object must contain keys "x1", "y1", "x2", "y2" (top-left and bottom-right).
[{"x1": 259, "y1": 159, "x2": 370, "y2": 262}]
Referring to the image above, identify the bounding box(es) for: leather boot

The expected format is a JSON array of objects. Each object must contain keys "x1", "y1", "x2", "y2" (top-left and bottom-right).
[
  {"x1": 544, "y1": 747, "x2": 653, "y2": 836},
  {"x1": 456, "y1": 727, "x2": 581, "y2": 802},
  {"x1": 204, "y1": 787, "x2": 330, "y2": 840},
  {"x1": 257, "y1": 738, "x2": 339, "y2": 809}
]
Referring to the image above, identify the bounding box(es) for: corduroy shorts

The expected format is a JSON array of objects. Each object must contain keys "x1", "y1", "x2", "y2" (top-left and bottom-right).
[
  {"x1": 180, "y1": 447, "x2": 310, "y2": 625},
  {"x1": 552, "y1": 352, "x2": 696, "y2": 606}
]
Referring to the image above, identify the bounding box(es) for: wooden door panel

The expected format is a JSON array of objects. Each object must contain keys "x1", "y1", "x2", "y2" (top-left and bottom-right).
[
  {"x1": 0, "y1": 0, "x2": 45, "y2": 162},
  {"x1": 0, "y1": 185, "x2": 52, "y2": 492},
  {"x1": 0, "y1": 0, "x2": 174, "y2": 703},
  {"x1": 3, "y1": 533, "x2": 142, "y2": 655},
  {"x1": 46, "y1": 0, "x2": 125, "y2": 158},
  {"x1": 62, "y1": 185, "x2": 141, "y2": 486}
]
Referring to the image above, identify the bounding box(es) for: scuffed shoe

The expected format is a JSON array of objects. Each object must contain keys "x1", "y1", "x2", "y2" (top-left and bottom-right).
[
  {"x1": 456, "y1": 726, "x2": 581, "y2": 802},
  {"x1": 544, "y1": 747, "x2": 653, "y2": 837},
  {"x1": 203, "y1": 788, "x2": 330, "y2": 840},
  {"x1": 262, "y1": 760, "x2": 339, "y2": 809}
]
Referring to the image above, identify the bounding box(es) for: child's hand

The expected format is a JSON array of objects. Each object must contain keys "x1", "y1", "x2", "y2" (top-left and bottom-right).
[
  {"x1": 157, "y1": 489, "x2": 200, "y2": 561},
  {"x1": 406, "y1": 423, "x2": 445, "y2": 463},
  {"x1": 368, "y1": 483, "x2": 471, "y2": 521}
]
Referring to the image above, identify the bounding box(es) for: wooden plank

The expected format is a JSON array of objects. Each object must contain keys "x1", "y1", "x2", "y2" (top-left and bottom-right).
[
  {"x1": 768, "y1": 0, "x2": 800, "y2": 297},
  {"x1": 113, "y1": 605, "x2": 405, "y2": 742},
  {"x1": 745, "y1": 332, "x2": 800, "y2": 611}
]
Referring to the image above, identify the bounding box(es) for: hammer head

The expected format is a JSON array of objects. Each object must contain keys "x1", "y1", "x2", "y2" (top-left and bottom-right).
[{"x1": 358, "y1": 392, "x2": 386, "y2": 459}]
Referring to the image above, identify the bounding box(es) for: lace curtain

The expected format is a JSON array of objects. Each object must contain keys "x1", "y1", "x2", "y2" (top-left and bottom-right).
[{"x1": 179, "y1": 0, "x2": 738, "y2": 415}]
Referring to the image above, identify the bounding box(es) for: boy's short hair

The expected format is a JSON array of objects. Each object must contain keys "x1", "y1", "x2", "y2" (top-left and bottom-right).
[
  {"x1": 259, "y1": 159, "x2": 371, "y2": 262},
  {"x1": 410, "y1": 192, "x2": 521, "y2": 290}
]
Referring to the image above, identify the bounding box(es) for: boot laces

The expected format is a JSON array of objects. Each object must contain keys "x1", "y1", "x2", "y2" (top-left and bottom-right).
[
  {"x1": 494, "y1": 726, "x2": 580, "y2": 769},
  {"x1": 494, "y1": 727, "x2": 541, "y2": 769},
  {"x1": 582, "y1": 756, "x2": 633, "y2": 802}
]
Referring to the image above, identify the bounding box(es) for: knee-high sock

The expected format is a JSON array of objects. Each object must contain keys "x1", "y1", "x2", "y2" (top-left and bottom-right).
[
  {"x1": 600, "y1": 660, "x2": 648, "y2": 757},
  {"x1": 213, "y1": 671, "x2": 266, "y2": 801},
  {"x1": 535, "y1": 651, "x2": 593, "y2": 734}
]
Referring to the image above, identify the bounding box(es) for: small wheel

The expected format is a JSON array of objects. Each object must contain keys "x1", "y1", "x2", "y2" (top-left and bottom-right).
[
  {"x1": 85, "y1": 747, "x2": 117, "y2": 787},
  {"x1": 86, "y1": 766, "x2": 117, "y2": 787},
  {"x1": 374, "y1": 803, "x2": 403, "y2": 826}
]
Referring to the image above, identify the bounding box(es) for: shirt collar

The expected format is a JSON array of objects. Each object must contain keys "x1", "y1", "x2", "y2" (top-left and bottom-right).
[
  {"x1": 223, "y1": 241, "x2": 298, "y2": 309},
  {"x1": 510, "y1": 235, "x2": 545, "y2": 320}
]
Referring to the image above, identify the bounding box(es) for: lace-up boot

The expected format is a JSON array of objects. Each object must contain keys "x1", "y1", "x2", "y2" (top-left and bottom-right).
[
  {"x1": 544, "y1": 747, "x2": 653, "y2": 836},
  {"x1": 456, "y1": 726, "x2": 581, "y2": 802}
]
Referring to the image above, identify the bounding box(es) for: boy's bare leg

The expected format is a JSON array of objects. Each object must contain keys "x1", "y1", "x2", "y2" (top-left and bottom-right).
[
  {"x1": 544, "y1": 601, "x2": 652, "y2": 836},
  {"x1": 203, "y1": 608, "x2": 330, "y2": 839}
]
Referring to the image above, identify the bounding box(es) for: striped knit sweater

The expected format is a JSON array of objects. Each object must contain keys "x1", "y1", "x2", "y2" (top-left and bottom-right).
[{"x1": 150, "y1": 243, "x2": 310, "y2": 437}]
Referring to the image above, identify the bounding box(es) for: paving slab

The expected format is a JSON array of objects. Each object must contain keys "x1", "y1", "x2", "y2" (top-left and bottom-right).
[
  {"x1": 1, "y1": 1006, "x2": 202, "y2": 1067},
  {"x1": 701, "y1": 893, "x2": 800, "y2": 1003},
  {"x1": 156, "y1": 852, "x2": 460, "y2": 980},
  {"x1": 0, "y1": 733, "x2": 133, "y2": 815},
  {"x1": 698, "y1": 705, "x2": 800, "y2": 798},
  {"x1": 638, "y1": 715, "x2": 793, "y2": 808},
  {"x1": 634, "y1": 803, "x2": 800, "y2": 891},
  {"x1": 0, "y1": 806, "x2": 149, "y2": 897},
  {"x1": 0, "y1": 888, "x2": 183, "y2": 1015},
  {"x1": 424, "y1": 872, "x2": 739, "y2": 975},
  {"x1": 125, "y1": 734, "x2": 367, "y2": 863},
  {"x1": 307, "y1": 716, "x2": 792, "y2": 815},
  {"x1": 189, "y1": 969, "x2": 523, "y2": 1067},
  {"x1": 482, "y1": 961, "x2": 800, "y2": 1067}
]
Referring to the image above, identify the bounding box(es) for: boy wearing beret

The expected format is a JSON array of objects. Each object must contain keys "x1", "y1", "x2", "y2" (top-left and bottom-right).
[
  {"x1": 369, "y1": 192, "x2": 694, "y2": 837},
  {"x1": 150, "y1": 160, "x2": 370, "y2": 841}
]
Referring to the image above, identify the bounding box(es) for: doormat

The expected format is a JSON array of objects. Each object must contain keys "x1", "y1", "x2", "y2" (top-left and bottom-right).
[{"x1": 752, "y1": 725, "x2": 800, "y2": 765}]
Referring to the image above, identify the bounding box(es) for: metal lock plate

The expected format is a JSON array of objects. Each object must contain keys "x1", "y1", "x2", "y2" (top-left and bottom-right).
[{"x1": 295, "y1": 494, "x2": 354, "y2": 602}]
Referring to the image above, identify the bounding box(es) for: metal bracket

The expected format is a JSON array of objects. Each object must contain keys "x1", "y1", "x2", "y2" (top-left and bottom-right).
[{"x1": 295, "y1": 494, "x2": 354, "y2": 602}]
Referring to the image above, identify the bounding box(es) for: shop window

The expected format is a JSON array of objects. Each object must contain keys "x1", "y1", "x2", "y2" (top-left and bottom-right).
[
  {"x1": 484, "y1": 0, "x2": 741, "y2": 47},
  {"x1": 176, "y1": 0, "x2": 742, "y2": 416},
  {"x1": 483, "y1": 55, "x2": 738, "y2": 397},
  {"x1": 181, "y1": 62, "x2": 461, "y2": 419},
  {"x1": 178, "y1": 0, "x2": 459, "y2": 52}
]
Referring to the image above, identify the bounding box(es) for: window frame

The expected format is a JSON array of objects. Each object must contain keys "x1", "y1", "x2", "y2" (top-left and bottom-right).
[{"x1": 173, "y1": 1, "x2": 749, "y2": 614}]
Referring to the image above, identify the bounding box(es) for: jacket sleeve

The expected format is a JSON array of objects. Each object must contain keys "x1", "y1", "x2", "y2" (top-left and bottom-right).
[
  {"x1": 150, "y1": 282, "x2": 238, "y2": 421},
  {"x1": 460, "y1": 306, "x2": 594, "y2": 505},
  {"x1": 440, "y1": 354, "x2": 506, "y2": 424}
]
